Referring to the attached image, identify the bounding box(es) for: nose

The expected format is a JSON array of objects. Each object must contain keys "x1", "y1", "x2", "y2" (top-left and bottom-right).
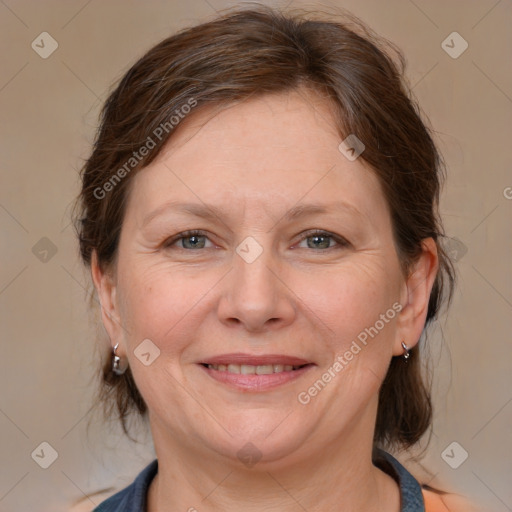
[{"x1": 216, "y1": 246, "x2": 296, "y2": 333}]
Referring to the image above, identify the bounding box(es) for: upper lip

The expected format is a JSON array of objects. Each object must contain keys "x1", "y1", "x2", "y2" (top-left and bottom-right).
[{"x1": 200, "y1": 353, "x2": 313, "y2": 366}]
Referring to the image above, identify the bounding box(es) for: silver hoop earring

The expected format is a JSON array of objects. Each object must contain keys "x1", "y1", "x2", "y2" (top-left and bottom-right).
[
  {"x1": 401, "y1": 341, "x2": 410, "y2": 361},
  {"x1": 112, "y1": 343, "x2": 128, "y2": 375}
]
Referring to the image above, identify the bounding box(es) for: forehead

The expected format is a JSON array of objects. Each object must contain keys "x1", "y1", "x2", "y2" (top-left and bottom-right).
[
  {"x1": 126, "y1": 88, "x2": 388, "y2": 223},
  {"x1": 160, "y1": 88, "x2": 342, "y2": 172}
]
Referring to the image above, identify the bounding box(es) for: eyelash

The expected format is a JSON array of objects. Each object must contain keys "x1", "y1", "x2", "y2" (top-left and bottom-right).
[{"x1": 163, "y1": 229, "x2": 349, "y2": 251}]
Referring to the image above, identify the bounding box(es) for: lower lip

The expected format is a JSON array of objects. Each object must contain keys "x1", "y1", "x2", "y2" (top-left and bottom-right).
[{"x1": 199, "y1": 364, "x2": 315, "y2": 391}]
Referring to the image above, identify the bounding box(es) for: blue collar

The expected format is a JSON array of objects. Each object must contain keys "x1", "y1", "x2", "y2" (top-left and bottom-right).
[
  {"x1": 375, "y1": 449, "x2": 426, "y2": 512},
  {"x1": 93, "y1": 459, "x2": 157, "y2": 512},
  {"x1": 93, "y1": 451, "x2": 425, "y2": 511}
]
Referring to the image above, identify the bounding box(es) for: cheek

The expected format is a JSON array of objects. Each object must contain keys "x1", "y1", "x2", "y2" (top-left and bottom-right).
[
  {"x1": 299, "y1": 260, "x2": 399, "y2": 345},
  {"x1": 116, "y1": 266, "x2": 200, "y2": 408},
  {"x1": 118, "y1": 262, "x2": 217, "y2": 349},
  {"x1": 297, "y1": 265, "x2": 400, "y2": 409}
]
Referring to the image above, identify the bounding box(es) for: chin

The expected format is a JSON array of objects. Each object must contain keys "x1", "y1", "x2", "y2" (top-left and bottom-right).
[{"x1": 205, "y1": 416, "x2": 310, "y2": 468}]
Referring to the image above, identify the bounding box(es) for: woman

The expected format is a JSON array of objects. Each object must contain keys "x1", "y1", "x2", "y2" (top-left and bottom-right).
[{"x1": 75, "y1": 5, "x2": 475, "y2": 511}]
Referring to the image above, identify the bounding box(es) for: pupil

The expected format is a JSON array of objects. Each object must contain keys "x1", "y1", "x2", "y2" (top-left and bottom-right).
[
  {"x1": 309, "y1": 235, "x2": 329, "y2": 249},
  {"x1": 185, "y1": 235, "x2": 204, "y2": 248}
]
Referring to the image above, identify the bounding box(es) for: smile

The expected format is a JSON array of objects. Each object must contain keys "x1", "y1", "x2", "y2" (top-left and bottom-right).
[
  {"x1": 198, "y1": 354, "x2": 315, "y2": 391},
  {"x1": 203, "y1": 363, "x2": 307, "y2": 374}
]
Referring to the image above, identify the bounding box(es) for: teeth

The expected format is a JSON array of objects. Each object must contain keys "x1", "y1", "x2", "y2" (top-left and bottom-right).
[
  {"x1": 256, "y1": 365, "x2": 273, "y2": 375},
  {"x1": 207, "y1": 363, "x2": 304, "y2": 374},
  {"x1": 240, "y1": 364, "x2": 256, "y2": 375},
  {"x1": 227, "y1": 364, "x2": 240, "y2": 374}
]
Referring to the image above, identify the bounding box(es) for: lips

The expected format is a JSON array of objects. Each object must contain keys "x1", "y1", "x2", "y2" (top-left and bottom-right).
[
  {"x1": 198, "y1": 353, "x2": 315, "y2": 391},
  {"x1": 205, "y1": 363, "x2": 302, "y2": 374},
  {"x1": 201, "y1": 353, "x2": 311, "y2": 366}
]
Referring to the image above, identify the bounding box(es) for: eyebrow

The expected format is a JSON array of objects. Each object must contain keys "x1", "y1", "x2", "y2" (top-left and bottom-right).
[
  {"x1": 141, "y1": 200, "x2": 365, "y2": 228},
  {"x1": 280, "y1": 202, "x2": 364, "y2": 222},
  {"x1": 141, "y1": 201, "x2": 230, "y2": 228}
]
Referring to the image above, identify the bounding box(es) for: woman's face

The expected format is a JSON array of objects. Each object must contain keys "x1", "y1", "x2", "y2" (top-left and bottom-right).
[{"x1": 95, "y1": 89, "x2": 432, "y2": 466}]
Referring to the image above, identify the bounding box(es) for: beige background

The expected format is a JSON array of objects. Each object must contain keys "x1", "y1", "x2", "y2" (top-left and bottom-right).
[{"x1": 1, "y1": 0, "x2": 511, "y2": 511}]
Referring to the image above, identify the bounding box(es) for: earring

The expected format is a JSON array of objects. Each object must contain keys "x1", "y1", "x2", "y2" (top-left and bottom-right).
[
  {"x1": 401, "y1": 341, "x2": 410, "y2": 361},
  {"x1": 112, "y1": 343, "x2": 128, "y2": 375}
]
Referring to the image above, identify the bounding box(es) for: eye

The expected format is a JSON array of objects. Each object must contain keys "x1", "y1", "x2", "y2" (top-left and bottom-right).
[
  {"x1": 296, "y1": 230, "x2": 349, "y2": 250},
  {"x1": 163, "y1": 229, "x2": 349, "y2": 252},
  {"x1": 164, "y1": 230, "x2": 214, "y2": 250}
]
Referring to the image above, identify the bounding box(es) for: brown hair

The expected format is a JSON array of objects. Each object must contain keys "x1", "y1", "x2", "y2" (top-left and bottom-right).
[{"x1": 75, "y1": 4, "x2": 455, "y2": 449}]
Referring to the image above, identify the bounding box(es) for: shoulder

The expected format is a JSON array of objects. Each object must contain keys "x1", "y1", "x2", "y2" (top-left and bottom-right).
[
  {"x1": 423, "y1": 488, "x2": 481, "y2": 512},
  {"x1": 69, "y1": 491, "x2": 115, "y2": 512},
  {"x1": 68, "y1": 487, "x2": 128, "y2": 512},
  {"x1": 375, "y1": 450, "x2": 480, "y2": 512},
  {"x1": 69, "y1": 459, "x2": 158, "y2": 512}
]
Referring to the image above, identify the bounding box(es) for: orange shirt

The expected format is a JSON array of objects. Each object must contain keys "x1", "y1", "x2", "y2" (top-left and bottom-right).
[
  {"x1": 423, "y1": 488, "x2": 479, "y2": 512},
  {"x1": 423, "y1": 490, "x2": 450, "y2": 511}
]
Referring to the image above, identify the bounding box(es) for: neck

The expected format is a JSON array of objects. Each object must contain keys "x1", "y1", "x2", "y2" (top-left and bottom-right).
[{"x1": 147, "y1": 420, "x2": 400, "y2": 512}]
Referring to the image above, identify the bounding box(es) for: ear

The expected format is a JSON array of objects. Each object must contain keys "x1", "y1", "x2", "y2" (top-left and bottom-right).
[
  {"x1": 91, "y1": 251, "x2": 124, "y2": 353},
  {"x1": 393, "y1": 238, "x2": 439, "y2": 356}
]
